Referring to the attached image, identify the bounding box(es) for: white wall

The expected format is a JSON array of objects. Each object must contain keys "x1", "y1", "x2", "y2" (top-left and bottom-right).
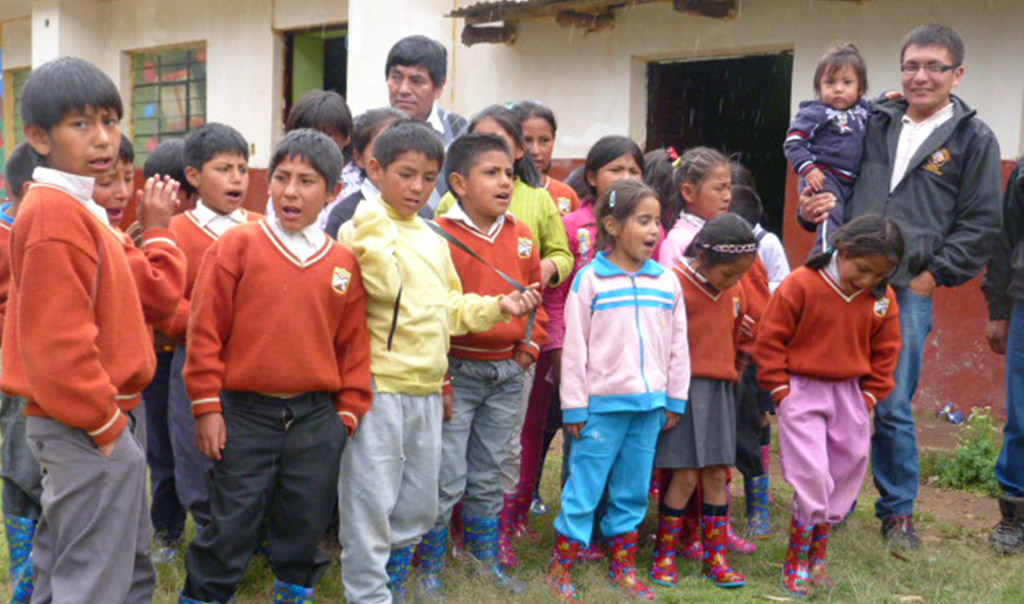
[
  {"x1": 273, "y1": 0, "x2": 349, "y2": 31},
  {"x1": 448, "y1": 0, "x2": 1024, "y2": 159},
  {"x1": 1, "y1": 18, "x2": 31, "y2": 70}
]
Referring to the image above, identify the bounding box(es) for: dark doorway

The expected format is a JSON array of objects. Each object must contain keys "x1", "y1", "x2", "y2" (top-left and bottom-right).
[
  {"x1": 647, "y1": 51, "x2": 793, "y2": 234},
  {"x1": 283, "y1": 26, "x2": 349, "y2": 123}
]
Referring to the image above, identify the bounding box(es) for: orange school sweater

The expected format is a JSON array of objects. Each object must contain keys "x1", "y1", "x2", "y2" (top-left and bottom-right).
[
  {"x1": 185, "y1": 220, "x2": 373, "y2": 432},
  {"x1": 158, "y1": 209, "x2": 261, "y2": 341},
  {"x1": 1, "y1": 184, "x2": 156, "y2": 445},
  {"x1": 737, "y1": 256, "x2": 771, "y2": 356},
  {"x1": 438, "y1": 214, "x2": 549, "y2": 360},
  {"x1": 121, "y1": 227, "x2": 187, "y2": 324},
  {"x1": 674, "y1": 261, "x2": 746, "y2": 382},
  {"x1": 754, "y1": 266, "x2": 903, "y2": 408},
  {"x1": 0, "y1": 221, "x2": 11, "y2": 346},
  {"x1": 544, "y1": 176, "x2": 580, "y2": 217}
]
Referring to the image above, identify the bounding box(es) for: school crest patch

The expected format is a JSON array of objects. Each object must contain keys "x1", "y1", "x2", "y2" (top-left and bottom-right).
[
  {"x1": 332, "y1": 267, "x2": 351, "y2": 294},
  {"x1": 557, "y1": 197, "x2": 572, "y2": 215},
  {"x1": 923, "y1": 148, "x2": 952, "y2": 176},
  {"x1": 578, "y1": 229, "x2": 592, "y2": 258},
  {"x1": 518, "y1": 237, "x2": 534, "y2": 258},
  {"x1": 733, "y1": 296, "x2": 742, "y2": 317},
  {"x1": 873, "y1": 297, "x2": 890, "y2": 317}
]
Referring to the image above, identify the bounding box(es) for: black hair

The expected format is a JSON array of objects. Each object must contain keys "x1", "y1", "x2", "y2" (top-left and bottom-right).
[
  {"x1": 684, "y1": 213, "x2": 757, "y2": 268},
  {"x1": 643, "y1": 149, "x2": 680, "y2": 230},
  {"x1": 443, "y1": 133, "x2": 513, "y2": 196},
  {"x1": 371, "y1": 121, "x2": 445, "y2": 171},
  {"x1": 469, "y1": 105, "x2": 542, "y2": 188},
  {"x1": 385, "y1": 35, "x2": 447, "y2": 86},
  {"x1": 270, "y1": 128, "x2": 344, "y2": 190},
  {"x1": 286, "y1": 90, "x2": 354, "y2": 160},
  {"x1": 183, "y1": 123, "x2": 249, "y2": 171},
  {"x1": 806, "y1": 214, "x2": 905, "y2": 298},
  {"x1": 729, "y1": 159, "x2": 757, "y2": 191},
  {"x1": 901, "y1": 23, "x2": 964, "y2": 66},
  {"x1": 814, "y1": 43, "x2": 868, "y2": 98},
  {"x1": 143, "y1": 138, "x2": 196, "y2": 197},
  {"x1": 118, "y1": 134, "x2": 134, "y2": 166},
  {"x1": 512, "y1": 101, "x2": 557, "y2": 135},
  {"x1": 353, "y1": 107, "x2": 410, "y2": 161},
  {"x1": 564, "y1": 166, "x2": 590, "y2": 201},
  {"x1": 583, "y1": 135, "x2": 644, "y2": 198},
  {"x1": 595, "y1": 179, "x2": 659, "y2": 251},
  {"x1": 5, "y1": 142, "x2": 38, "y2": 202},
  {"x1": 729, "y1": 185, "x2": 763, "y2": 227},
  {"x1": 673, "y1": 146, "x2": 730, "y2": 198},
  {"x1": 20, "y1": 57, "x2": 123, "y2": 131}
]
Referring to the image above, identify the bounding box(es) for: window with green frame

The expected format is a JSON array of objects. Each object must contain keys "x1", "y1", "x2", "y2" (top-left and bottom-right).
[{"x1": 131, "y1": 46, "x2": 206, "y2": 166}]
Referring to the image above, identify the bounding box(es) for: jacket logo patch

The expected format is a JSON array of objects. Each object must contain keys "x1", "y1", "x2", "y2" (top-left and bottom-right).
[
  {"x1": 733, "y1": 296, "x2": 742, "y2": 317},
  {"x1": 557, "y1": 197, "x2": 572, "y2": 214},
  {"x1": 332, "y1": 267, "x2": 351, "y2": 294},
  {"x1": 832, "y1": 110, "x2": 852, "y2": 134},
  {"x1": 923, "y1": 148, "x2": 951, "y2": 176},
  {"x1": 874, "y1": 297, "x2": 890, "y2": 317},
  {"x1": 577, "y1": 229, "x2": 592, "y2": 258},
  {"x1": 518, "y1": 237, "x2": 534, "y2": 258}
]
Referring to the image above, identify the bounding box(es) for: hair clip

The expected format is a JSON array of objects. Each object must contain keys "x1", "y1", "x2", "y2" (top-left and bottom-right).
[
  {"x1": 608, "y1": 190, "x2": 617, "y2": 209},
  {"x1": 672, "y1": 155, "x2": 683, "y2": 168},
  {"x1": 709, "y1": 242, "x2": 758, "y2": 254},
  {"x1": 667, "y1": 147, "x2": 679, "y2": 162},
  {"x1": 505, "y1": 101, "x2": 516, "y2": 110}
]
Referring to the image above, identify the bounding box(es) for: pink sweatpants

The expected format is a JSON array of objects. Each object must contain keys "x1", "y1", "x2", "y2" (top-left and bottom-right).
[{"x1": 778, "y1": 375, "x2": 871, "y2": 525}]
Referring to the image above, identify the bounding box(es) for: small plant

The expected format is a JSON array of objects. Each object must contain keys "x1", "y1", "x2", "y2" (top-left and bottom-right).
[{"x1": 932, "y1": 406, "x2": 1002, "y2": 497}]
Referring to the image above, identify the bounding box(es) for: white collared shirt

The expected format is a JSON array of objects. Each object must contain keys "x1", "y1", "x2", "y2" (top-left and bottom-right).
[
  {"x1": 192, "y1": 200, "x2": 248, "y2": 238},
  {"x1": 890, "y1": 102, "x2": 955, "y2": 191},
  {"x1": 269, "y1": 217, "x2": 327, "y2": 263},
  {"x1": 427, "y1": 103, "x2": 445, "y2": 136},
  {"x1": 31, "y1": 166, "x2": 109, "y2": 225},
  {"x1": 361, "y1": 178, "x2": 381, "y2": 203},
  {"x1": 445, "y1": 201, "x2": 506, "y2": 239}
]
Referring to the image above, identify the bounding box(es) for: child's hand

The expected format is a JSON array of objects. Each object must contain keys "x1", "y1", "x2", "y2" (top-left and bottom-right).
[
  {"x1": 196, "y1": 412, "x2": 227, "y2": 461},
  {"x1": 443, "y1": 392, "x2": 454, "y2": 421},
  {"x1": 514, "y1": 350, "x2": 534, "y2": 373},
  {"x1": 499, "y1": 284, "x2": 542, "y2": 316},
  {"x1": 541, "y1": 259, "x2": 558, "y2": 287},
  {"x1": 987, "y1": 319, "x2": 1009, "y2": 355},
  {"x1": 138, "y1": 175, "x2": 181, "y2": 232},
  {"x1": 664, "y1": 411, "x2": 681, "y2": 431},
  {"x1": 565, "y1": 421, "x2": 586, "y2": 440},
  {"x1": 883, "y1": 90, "x2": 904, "y2": 101},
  {"x1": 805, "y1": 168, "x2": 826, "y2": 193},
  {"x1": 99, "y1": 440, "x2": 117, "y2": 457},
  {"x1": 739, "y1": 314, "x2": 756, "y2": 340}
]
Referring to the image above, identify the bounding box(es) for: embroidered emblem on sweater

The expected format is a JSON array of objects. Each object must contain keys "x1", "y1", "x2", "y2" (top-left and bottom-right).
[
  {"x1": 333, "y1": 267, "x2": 351, "y2": 294},
  {"x1": 578, "y1": 229, "x2": 592, "y2": 258},
  {"x1": 874, "y1": 297, "x2": 890, "y2": 317},
  {"x1": 518, "y1": 237, "x2": 534, "y2": 258},
  {"x1": 557, "y1": 197, "x2": 572, "y2": 215},
  {"x1": 733, "y1": 296, "x2": 741, "y2": 317},
  {"x1": 923, "y1": 148, "x2": 951, "y2": 176}
]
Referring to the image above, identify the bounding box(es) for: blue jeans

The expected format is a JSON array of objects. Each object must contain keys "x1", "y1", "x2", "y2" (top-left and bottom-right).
[
  {"x1": 997, "y1": 301, "x2": 1024, "y2": 497},
  {"x1": 873, "y1": 287, "x2": 932, "y2": 518}
]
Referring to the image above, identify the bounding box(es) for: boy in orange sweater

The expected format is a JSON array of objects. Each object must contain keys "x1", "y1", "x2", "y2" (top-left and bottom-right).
[
  {"x1": 3, "y1": 57, "x2": 166, "y2": 604},
  {"x1": 159, "y1": 123, "x2": 260, "y2": 530},
  {"x1": 417, "y1": 133, "x2": 548, "y2": 595},
  {"x1": 178, "y1": 128, "x2": 372, "y2": 604}
]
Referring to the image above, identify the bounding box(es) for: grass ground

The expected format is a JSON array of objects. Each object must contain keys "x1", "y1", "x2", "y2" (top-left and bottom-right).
[{"x1": 3, "y1": 419, "x2": 1022, "y2": 604}]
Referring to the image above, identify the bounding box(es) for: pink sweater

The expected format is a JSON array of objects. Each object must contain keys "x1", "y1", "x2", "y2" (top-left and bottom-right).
[
  {"x1": 560, "y1": 251, "x2": 690, "y2": 422},
  {"x1": 658, "y1": 213, "x2": 705, "y2": 268},
  {"x1": 543, "y1": 201, "x2": 599, "y2": 351}
]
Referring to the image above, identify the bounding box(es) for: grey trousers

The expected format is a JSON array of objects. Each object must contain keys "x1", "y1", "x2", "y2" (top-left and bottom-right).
[
  {"x1": 26, "y1": 414, "x2": 155, "y2": 604},
  {"x1": 438, "y1": 358, "x2": 524, "y2": 522},
  {"x1": 339, "y1": 390, "x2": 443, "y2": 604},
  {"x1": 500, "y1": 364, "x2": 536, "y2": 494},
  {"x1": 168, "y1": 346, "x2": 214, "y2": 526}
]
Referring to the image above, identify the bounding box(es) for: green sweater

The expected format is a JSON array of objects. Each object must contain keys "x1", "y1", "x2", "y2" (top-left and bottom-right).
[{"x1": 436, "y1": 179, "x2": 574, "y2": 286}]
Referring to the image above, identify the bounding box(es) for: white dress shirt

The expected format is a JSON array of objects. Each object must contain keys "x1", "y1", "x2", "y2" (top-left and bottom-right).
[
  {"x1": 269, "y1": 217, "x2": 327, "y2": 264},
  {"x1": 192, "y1": 200, "x2": 248, "y2": 238},
  {"x1": 444, "y1": 201, "x2": 507, "y2": 239},
  {"x1": 890, "y1": 102, "x2": 955, "y2": 192},
  {"x1": 31, "y1": 167, "x2": 109, "y2": 225}
]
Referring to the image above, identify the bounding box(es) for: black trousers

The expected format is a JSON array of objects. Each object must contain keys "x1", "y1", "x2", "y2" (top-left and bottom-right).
[
  {"x1": 143, "y1": 350, "x2": 187, "y2": 544},
  {"x1": 735, "y1": 362, "x2": 772, "y2": 480},
  {"x1": 183, "y1": 391, "x2": 346, "y2": 602}
]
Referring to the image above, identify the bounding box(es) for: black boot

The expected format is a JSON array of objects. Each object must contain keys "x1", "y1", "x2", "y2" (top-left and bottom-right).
[{"x1": 991, "y1": 495, "x2": 1024, "y2": 555}]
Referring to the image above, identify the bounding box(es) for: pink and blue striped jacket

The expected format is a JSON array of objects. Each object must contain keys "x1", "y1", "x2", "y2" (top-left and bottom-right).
[{"x1": 560, "y1": 251, "x2": 691, "y2": 423}]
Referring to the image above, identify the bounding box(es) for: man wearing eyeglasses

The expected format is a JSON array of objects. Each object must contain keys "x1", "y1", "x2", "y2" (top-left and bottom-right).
[{"x1": 799, "y1": 23, "x2": 1002, "y2": 550}]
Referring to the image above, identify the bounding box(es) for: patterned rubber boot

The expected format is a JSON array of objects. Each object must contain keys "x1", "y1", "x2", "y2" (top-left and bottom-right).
[
  {"x1": 782, "y1": 514, "x2": 814, "y2": 597},
  {"x1": 416, "y1": 523, "x2": 448, "y2": 599},
  {"x1": 606, "y1": 532, "x2": 656, "y2": 600},
  {"x1": 273, "y1": 579, "x2": 315, "y2": 603},
  {"x1": 762, "y1": 445, "x2": 774, "y2": 504},
  {"x1": 178, "y1": 594, "x2": 217, "y2": 604},
  {"x1": 579, "y1": 540, "x2": 606, "y2": 562},
  {"x1": 547, "y1": 533, "x2": 584, "y2": 602},
  {"x1": 513, "y1": 481, "x2": 540, "y2": 541},
  {"x1": 498, "y1": 493, "x2": 520, "y2": 567},
  {"x1": 679, "y1": 503, "x2": 703, "y2": 561},
  {"x1": 701, "y1": 516, "x2": 746, "y2": 588},
  {"x1": 725, "y1": 489, "x2": 756, "y2": 554},
  {"x1": 386, "y1": 544, "x2": 417, "y2": 604},
  {"x1": 650, "y1": 513, "x2": 683, "y2": 586},
  {"x1": 744, "y1": 475, "x2": 772, "y2": 539},
  {"x1": 5, "y1": 515, "x2": 36, "y2": 604},
  {"x1": 465, "y1": 516, "x2": 527, "y2": 594},
  {"x1": 809, "y1": 523, "x2": 837, "y2": 589}
]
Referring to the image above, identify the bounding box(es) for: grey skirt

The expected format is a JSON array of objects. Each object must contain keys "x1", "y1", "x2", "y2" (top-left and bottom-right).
[{"x1": 654, "y1": 377, "x2": 736, "y2": 469}]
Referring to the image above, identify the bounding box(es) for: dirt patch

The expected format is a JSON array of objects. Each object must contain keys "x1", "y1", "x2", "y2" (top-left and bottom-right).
[{"x1": 918, "y1": 412, "x2": 967, "y2": 453}]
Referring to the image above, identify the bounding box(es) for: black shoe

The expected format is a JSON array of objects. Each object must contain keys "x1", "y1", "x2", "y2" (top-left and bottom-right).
[
  {"x1": 991, "y1": 495, "x2": 1024, "y2": 555},
  {"x1": 881, "y1": 515, "x2": 921, "y2": 550}
]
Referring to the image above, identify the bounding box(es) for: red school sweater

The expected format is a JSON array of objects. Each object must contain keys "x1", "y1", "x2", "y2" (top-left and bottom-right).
[
  {"x1": 674, "y1": 261, "x2": 746, "y2": 382},
  {"x1": 437, "y1": 213, "x2": 550, "y2": 361},
  {"x1": 1, "y1": 184, "x2": 156, "y2": 445},
  {"x1": 185, "y1": 220, "x2": 373, "y2": 433},
  {"x1": 754, "y1": 266, "x2": 902, "y2": 408},
  {"x1": 120, "y1": 227, "x2": 187, "y2": 324},
  {"x1": 157, "y1": 208, "x2": 261, "y2": 341},
  {"x1": 0, "y1": 221, "x2": 11, "y2": 346}
]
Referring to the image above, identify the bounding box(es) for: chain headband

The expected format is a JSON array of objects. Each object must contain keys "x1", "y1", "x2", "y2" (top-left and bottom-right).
[{"x1": 698, "y1": 242, "x2": 758, "y2": 254}]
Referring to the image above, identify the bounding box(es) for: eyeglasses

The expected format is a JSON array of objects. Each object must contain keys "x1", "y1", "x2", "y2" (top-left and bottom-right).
[{"x1": 900, "y1": 62, "x2": 959, "y2": 74}]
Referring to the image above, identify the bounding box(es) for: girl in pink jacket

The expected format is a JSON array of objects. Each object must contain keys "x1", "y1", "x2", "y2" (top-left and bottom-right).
[{"x1": 547, "y1": 180, "x2": 690, "y2": 602}]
